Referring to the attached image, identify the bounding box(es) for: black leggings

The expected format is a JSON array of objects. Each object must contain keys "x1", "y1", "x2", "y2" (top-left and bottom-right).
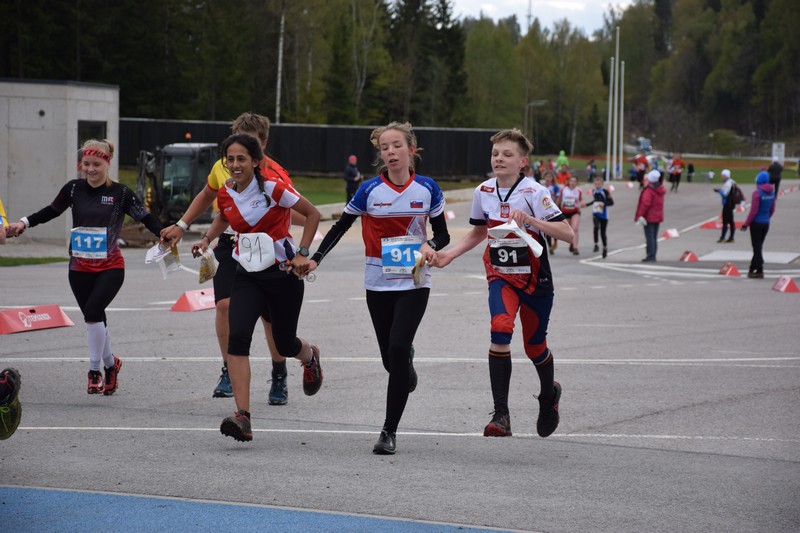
[
  {"x1": 68, "y1": 269, "x2": 124, "y2": 323},
  {"x1": 366, "y1": 288, "x2": 430, "y2": 433},
  {"x1": 748, "y1": 222, "x2": 770, "y2": 273},
  {"x1": 592, "y1": 216, "x2": 608, "y2": 247},
  {"x1": 721, "y1": 206, "x2": 735, "y2": 240},
  {"x1": 227, "y1": 267, "x2": 304, "y2": 357}
]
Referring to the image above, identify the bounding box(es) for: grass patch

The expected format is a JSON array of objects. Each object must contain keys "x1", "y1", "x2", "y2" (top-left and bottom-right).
[
  {"x1": 0, "y1": 256, "x2": 69, "y2": 267},
  {"x1": 118, "y1": 168, "x2": 483, "y2": 207}
]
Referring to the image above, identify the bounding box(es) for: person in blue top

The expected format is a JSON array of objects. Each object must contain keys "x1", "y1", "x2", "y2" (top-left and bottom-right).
[
  {"x1": 585, "y1": 175, "x2": 614, "y2": 258},
  {"x1": 741, "y1": 171, "x2": 776, "y2": 279}
]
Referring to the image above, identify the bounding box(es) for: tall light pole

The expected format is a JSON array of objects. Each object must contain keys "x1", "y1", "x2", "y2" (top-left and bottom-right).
[
  {"x1": 275, "y1": 2, "x2": 286, "y2": 124},
  {"x1": 525, "y1": 100, "x2": 547, "y2": 145},
  {"x1": 618, "y1": 61, "x2": 625, "y2": 180},
  {"x1": 605, "y1": 57, "x2": 615, "y2": 181}
]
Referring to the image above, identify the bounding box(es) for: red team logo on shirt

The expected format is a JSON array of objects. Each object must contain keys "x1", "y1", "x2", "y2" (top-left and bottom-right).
[
  {"x1": 480, "y1": 185, "x2": 495, "y2": 193},
  {"x1": 541, "y1": 196, "x2": 553, "y2": 209},
  {"x1": 499, "y1": 203, "x2": 510, "y2": 219}
]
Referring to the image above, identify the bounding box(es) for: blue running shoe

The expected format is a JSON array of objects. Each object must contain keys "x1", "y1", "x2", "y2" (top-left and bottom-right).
[
  {"x1": 213, "y1": 366, "x2": 233, "y2": 398},
  {"x1": 268, "y1": 372, "x2": 288, "y2": 405}
]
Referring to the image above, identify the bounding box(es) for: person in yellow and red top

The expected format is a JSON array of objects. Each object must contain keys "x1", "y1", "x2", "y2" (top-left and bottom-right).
[
  {"x1": 0, "y1": 194, "x2": 8, "y2": 245},
  {"x1": 434, "y1": 128, "x2": 574, "y2": 440},
  {"x1": 191, "y1": 134, "x2": 322, "y2": 442},
  {"x1": 162, "y1": 113, "x2": 302, "y2": 405},
  {"x1": 6, "y1": 139, "x2": 162, "y2": 395}
]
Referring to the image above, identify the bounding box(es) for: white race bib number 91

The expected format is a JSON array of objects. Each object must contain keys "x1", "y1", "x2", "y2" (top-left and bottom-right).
[
  {"x1": 237, "y1": 232, "x2": 275, "y2": 272},
  {"x1": 489, "y1": 238, "x2": 531, "y2": 274},
  {"x1": 381, "y1": 236, "x2": 422, "y2": 274},
  {"x1": 71, "y1": 227, "x2": 107, "y2": 259}
]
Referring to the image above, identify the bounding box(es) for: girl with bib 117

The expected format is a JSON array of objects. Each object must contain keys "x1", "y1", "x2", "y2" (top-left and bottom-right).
[{"x1": 5, "y1": 139, "x2": 163, "y2": 396}]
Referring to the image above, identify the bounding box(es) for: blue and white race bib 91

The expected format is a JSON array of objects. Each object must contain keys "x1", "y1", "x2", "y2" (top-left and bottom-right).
[
  {"x1": 71, "y1": 227, "x2": 108, "y2": 259},
  {"x1": 381, "y1": 236, "x2": 422, "y2": 274}
]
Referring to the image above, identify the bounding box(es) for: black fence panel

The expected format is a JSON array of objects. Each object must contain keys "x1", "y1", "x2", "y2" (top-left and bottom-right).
[{"x1": 120, "y1": 119, "x2": 497, "y2": 180}]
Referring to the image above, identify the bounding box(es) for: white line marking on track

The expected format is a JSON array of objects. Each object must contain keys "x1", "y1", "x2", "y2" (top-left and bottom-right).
[
  {"x1": 15, "y1": 426, "x2": 799, "y2": 444},
  {"x1": 5, "y1": 356, "x2": 798, "y2": 367}
]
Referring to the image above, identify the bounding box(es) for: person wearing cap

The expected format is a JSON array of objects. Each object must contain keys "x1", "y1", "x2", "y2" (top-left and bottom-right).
[
  {"x1": 344, "y1": 154, "x2": 361, "y2": 202},
  {"x1": 714, "y1": 169, "x2": 737, "y2": 243},
  {"x1": 634, "y1": 170, "x2": 666, "y2": 262},
  {"x1": 741, "y1": 171, "x2": 777, "y2": 279}
]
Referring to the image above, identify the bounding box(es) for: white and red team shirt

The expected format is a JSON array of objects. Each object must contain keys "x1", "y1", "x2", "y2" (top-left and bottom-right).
[
  {"x1": 469, "y1": 176, "x2": 564, "y2": 295},
  {"x1": 345, "y1": 173, "x2": 446, "y2": 291},
  {"x1": 217, "y1": 177, "x2": 300, "y2": 266},
  {"x1": 559, "y1": 186, "x2": 582, "y2": 214}
]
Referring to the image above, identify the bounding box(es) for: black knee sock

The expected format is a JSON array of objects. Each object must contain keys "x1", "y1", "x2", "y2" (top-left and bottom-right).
[
  {"x1": 534, "y1": 349, "x2": 554, "y2": 402},
  {"x1": 272, "y1": 359, "x2": 287, "y2": 376},
  {"x1": 488, "y1": 352, "x2": 512, "y2": 414}
]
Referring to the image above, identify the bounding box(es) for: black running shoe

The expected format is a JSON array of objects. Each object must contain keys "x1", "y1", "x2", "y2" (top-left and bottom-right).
[
  {"x1": 593, "y1": 244, "x2": 599, "y2": 253},
  {"x1": 302, "y1": 345, "x2": 323, "y2": 396},
  {"x1": 0, "y1": 368, "x2": 22, "y2": 441},
  {"x1": 372, "y1": 429, "x2": 396, "y2": 455},
  {"x1": 408, "y1": 345, "x2": 417, "y2": 393},
  {"x1": 483, "y1": 411, "x2": 512, "y2": 437},
  {"x1": 536, "y1": 381, "x2": 561, "y2": 438},
  {"x1": 268, "y1": 372, "x2": 288, "y2": 405},
  {"x1": 220, "y1": 410, "x2": 253, "y2": 442},
  {"x1": 0, "y1": 368, "x2": 21, "y2": 405}
]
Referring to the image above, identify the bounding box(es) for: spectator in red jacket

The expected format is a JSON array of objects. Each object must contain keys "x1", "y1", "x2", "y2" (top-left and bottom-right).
[{"x1": 634, "y1": 170, "x2": 666, "y2": 262}]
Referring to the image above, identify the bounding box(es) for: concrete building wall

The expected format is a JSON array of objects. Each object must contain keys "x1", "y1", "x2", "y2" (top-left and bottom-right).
[{"x1": 0, "y1": 79, "x2": 119, "y2": 243}]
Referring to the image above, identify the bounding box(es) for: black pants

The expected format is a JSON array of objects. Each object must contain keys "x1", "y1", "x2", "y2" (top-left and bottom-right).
[
  {"x1": 366, "y1": 288, "x2": 430, "y2": 433},
  {"x1": 68, "y1": 269, "x2": 124, "y2": 323},
  {"x1": 592, "y1": 216, "x2": 608, "y2": 247},
  {"x1": 227, "y1": 267, "x2": 304, "y2": 357},
  {"x1": 720, "y1": 206, "x2": 735, "y2": 240},
  {"x1": 748, "y1": 222, "x2": 770, "y2": 273}
]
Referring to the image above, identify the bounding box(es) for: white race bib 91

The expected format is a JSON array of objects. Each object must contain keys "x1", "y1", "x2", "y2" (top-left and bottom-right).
[
  {"x1": 236, "y1": 232, "x2": 275, "y2": 273},
  {"x1": 381, "y1": 235, "x2": 422, "y2": 274},
  {"x1": 489, "y1": 238, "x2": 531, "y2": 274},
  {"x1": 71, "y1": 227, "x2": 107, "y2": 259}
]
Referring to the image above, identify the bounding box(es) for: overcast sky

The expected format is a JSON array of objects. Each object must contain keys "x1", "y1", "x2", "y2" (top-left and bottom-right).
[{"x1": 449, "y1": 0, "x2": 633, "y2": 36}]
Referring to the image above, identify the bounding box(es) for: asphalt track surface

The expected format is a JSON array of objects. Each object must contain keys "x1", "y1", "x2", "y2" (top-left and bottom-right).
[{"x1": 1, "y1": 179, "x2": 799, "y2": 532}]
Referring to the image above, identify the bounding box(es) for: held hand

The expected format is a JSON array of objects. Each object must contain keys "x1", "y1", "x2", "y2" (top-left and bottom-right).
[
  {"x1": 306, "y1": 259, "x2": 319, "y2": 273},
  {"x1": 434, "y1": 250, "x2": 454, "y2": 268},
  {"x1": 161, "y1": 224, "x2": 184, "y2": 246},
  {"x1": 6, "y1": 221, "x2": 25, "y2": 238},
  {"x1": 419, "y1": 242, "x2": 436, "y2": 265},
  {"x1": 740, "y1": 225, "x2": 748, "y2": 232},
  {"x1": 288, "y1": 255, "x2": 310, "y2": 277}
]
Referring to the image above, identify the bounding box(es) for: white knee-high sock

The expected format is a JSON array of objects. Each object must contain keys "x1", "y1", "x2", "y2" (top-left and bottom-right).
[
  {"x1": 87, "y1": 322, "x2": 106, "y2": 371},
  {"x1": 102, "y1": 327, "x2": 115, "y2": 368}
]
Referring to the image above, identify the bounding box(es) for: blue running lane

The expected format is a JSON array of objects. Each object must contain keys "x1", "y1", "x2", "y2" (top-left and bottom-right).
[{"x1": 1, "y1": 486, "x2": 515, "y2": 532}]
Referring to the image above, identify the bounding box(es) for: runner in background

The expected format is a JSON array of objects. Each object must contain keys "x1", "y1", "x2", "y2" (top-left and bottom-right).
[{"x1": 161, "y1": 113, "x2": 301, "y2": 405}]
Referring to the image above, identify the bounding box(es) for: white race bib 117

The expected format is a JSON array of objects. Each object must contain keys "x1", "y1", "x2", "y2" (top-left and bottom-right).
[
  {"x1": 71, "y1": 227, "x2": 107, "y2": 259},
  {"x1": 236, "y1": 232, "x2": 275, "y2": 273}
]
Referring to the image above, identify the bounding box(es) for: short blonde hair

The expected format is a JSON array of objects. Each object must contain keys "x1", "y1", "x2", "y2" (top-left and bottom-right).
[
  {"x1": 370, "y1": 121, "x2": 422, "y2": 171},
  {"x1": 231, "y1": 112, "x2": 270, "y2": 144},
  {"x1": 490, "y1": 128, "x2": 533, "y2": 157}
]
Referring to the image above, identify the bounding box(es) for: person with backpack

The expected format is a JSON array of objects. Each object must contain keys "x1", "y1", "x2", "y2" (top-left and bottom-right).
[{"x1": 714, "y1": 169, "x2": 741, "y2": 243}]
